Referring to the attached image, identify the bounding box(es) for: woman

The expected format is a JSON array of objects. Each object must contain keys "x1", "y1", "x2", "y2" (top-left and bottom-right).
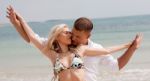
[{"x1": 7, "y1": 6, "x2": 132, "y2": 81}]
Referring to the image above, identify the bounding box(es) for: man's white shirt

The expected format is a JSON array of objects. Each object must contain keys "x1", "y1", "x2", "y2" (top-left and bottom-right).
[
  {"x1": 84, "y1": 40, "x2": 119, "y2": 81},
  {"x1": 33, "y1": 34, "x2": 119, "y2": 81}
]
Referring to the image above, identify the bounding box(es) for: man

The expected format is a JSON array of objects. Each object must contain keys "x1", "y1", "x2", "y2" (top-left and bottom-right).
[
  {"x1": 7, "y1": 6, "x2": 142, "y2": 81},
  {"x1": 71, "y1": 17, "x2": 142, "y2": 81}
]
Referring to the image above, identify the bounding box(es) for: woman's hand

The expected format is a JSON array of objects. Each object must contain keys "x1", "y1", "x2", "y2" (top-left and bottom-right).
[
  {"x1": 6, "y1": 5, "x2": 30, "y2": 43},
  {"x1": 6, "y1": 5, "x2": 21, "y2": 27}
]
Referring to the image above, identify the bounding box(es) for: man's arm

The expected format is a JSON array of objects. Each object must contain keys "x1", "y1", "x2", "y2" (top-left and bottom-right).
[
  {"x1": 7, "y1": 6, "x2": 30, "y2": 43},
  {"x1": 118, "y1": 34, "x2": 142, "y2": 70}
]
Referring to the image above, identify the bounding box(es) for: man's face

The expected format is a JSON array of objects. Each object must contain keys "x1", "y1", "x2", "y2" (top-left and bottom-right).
[{"x1": 71, "y1": 28, "x2": 89, "y2": 45}]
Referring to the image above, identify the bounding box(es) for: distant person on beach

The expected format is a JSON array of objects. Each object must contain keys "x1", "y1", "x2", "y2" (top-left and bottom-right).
[{"x1": 7, "y1": 6, "x2": 142, "y2": 81}]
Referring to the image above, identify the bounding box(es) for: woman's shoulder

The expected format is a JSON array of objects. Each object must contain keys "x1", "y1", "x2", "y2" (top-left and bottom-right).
[{"x1": 41, "y1": 49, "x2": 57, "y2": 60}]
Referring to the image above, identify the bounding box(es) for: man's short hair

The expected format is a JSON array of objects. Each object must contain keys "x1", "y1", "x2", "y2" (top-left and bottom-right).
[{"x1": 73, "y1": 17, "x2": 93, "y2": 32}]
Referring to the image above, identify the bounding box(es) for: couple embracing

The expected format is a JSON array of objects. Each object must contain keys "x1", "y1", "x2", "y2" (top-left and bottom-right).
[{"x1": 7, "y1": 6, "x2": 142, "y2": 81}]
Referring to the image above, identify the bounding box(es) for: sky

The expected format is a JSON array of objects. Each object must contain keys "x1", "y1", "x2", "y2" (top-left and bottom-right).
[{"x1": 0, "y1": 0, "x2": 150, "y2": 23}]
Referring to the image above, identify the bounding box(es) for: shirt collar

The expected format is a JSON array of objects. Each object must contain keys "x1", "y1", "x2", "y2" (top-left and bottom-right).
[{"x1": 87, "y1": 39, "x2": 94, "y2": 47}]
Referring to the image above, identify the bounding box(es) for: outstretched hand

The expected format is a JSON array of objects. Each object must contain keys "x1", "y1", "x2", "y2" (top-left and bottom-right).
[
  {"x1": 7, "y1": 5, "x2": 18, "y2": 24},
  {"x1": 131, "y1": 33, "x2": 143, "y2": 49},
  {"x1": 6, "y1": 5, "x2": 30, "y2": 43},
  {"x1": 6, "y1": 5, "x2": 23, "y2": 27}
]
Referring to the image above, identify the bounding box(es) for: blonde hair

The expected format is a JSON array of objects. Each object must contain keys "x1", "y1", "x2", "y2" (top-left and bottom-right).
[{"x1": 43, "y1": 24, "x2": 68, "y2": 53}]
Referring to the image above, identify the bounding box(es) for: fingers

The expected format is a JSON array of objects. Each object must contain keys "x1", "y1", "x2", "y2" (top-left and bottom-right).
[
  {"x1": 6, "y1": 5, "x2": 17, "y2": 20},
  {"x1": 7, "y1": 5, "x2": 12, "y2": 11},
  {"x1": 138, "y1": 33, "x2": 143, "y2": 43},
  {"x1": 134, "y1": 33, "x2": 142, "y2": 42},
  {"x1": 6, "y1": 9, "x2": 11, "y2": 20},
  {"x1": 6, "y1": 5, "x2": 19, "y2": 25},
  {"x1": 6, "y1": 6, "x2": 12, "y2": 16},
  {"x1": 7, "y1": 5, "x2": 14, "y2": 15},
  {"x1": 131, "y1": 33, "x2": 143, "y2": 48},
  {"x1": 136, "y1": 33, "x2": 143, "y2": 41},
  {"x1": 133, "y1": 33, "x2": 143, "y2": 49},
  {"x1": 8, "y1": 5, "x2": 14, "y2": 12},
  {"x1": 6, "y1": 5, "x2": 24, "y2": 23},
  {"x1": 6, "y1": 8, "x2": 11, "y2": 15},
  {"x1": 6, "y1": 11, "x2": 10, "y2": 18},
  {"x1": 6, "y1": 15, "x2": 10, "y2": 19}
]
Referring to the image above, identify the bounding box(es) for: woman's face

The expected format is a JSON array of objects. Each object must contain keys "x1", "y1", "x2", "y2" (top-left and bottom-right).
[{"x1": 57, "y1": 27, "x2": 72, "y2": 45}]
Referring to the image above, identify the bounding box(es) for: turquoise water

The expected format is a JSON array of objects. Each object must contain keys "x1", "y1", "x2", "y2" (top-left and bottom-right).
[{"x1": 0, "y1": 15, "x2": 150, "y2": 81}]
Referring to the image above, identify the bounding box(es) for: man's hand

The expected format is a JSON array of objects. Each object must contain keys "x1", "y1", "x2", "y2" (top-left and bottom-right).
[
  {"x1": 131, "y1": 33, "x2": 143, "y2": 49},
  {"x1": 6, "y1": 5, "x2": 21, "y2": 27},
  {"x1": 118, "y1": 33, "x2": 143, "y2": 70},
  {"x1": 6, "y1": 5, "x2": 30, "y2": 43}
]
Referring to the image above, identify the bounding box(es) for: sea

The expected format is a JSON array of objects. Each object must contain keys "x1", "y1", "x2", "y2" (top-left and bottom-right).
[{"x1": 0, "y1": 15, "x2": 150, "y2": 81}]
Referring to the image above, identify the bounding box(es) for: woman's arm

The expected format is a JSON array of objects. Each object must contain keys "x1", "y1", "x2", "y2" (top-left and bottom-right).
[
  {"x1": 6, "y1": 6, "x2": 30, "y2": 43},
  {"x1": 82, "y1": 42, "x2": 131, "y2": 56},
  {"x1": 7, "y1": 6, "x2": 51, "y2": 58}
]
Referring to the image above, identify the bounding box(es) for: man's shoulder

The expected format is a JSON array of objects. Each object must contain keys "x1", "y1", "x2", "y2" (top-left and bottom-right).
[{"x1": 88, "y1": 40, "x2": 103, "y2": 48}]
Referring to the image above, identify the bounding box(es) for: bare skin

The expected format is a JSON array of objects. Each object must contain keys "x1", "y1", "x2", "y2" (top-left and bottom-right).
[
  {"x1": 6, "y1": 6, "x2": 132, "y2": 55},
  {"x1": 7, "y1": 6, "x2": 137, "y2": 81},
  {"x1": 6, "y1": 7, "x2": 30, "y2": 43},
  {"x1": 7, "y1": 5, "x2": 143, "y2": 71},
  {"x1": 71, "y1": 24, "x2": 142, "y2": 70},
  {"x1": 118, "y1": 34, "x2": 142, "y2": 69}
]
